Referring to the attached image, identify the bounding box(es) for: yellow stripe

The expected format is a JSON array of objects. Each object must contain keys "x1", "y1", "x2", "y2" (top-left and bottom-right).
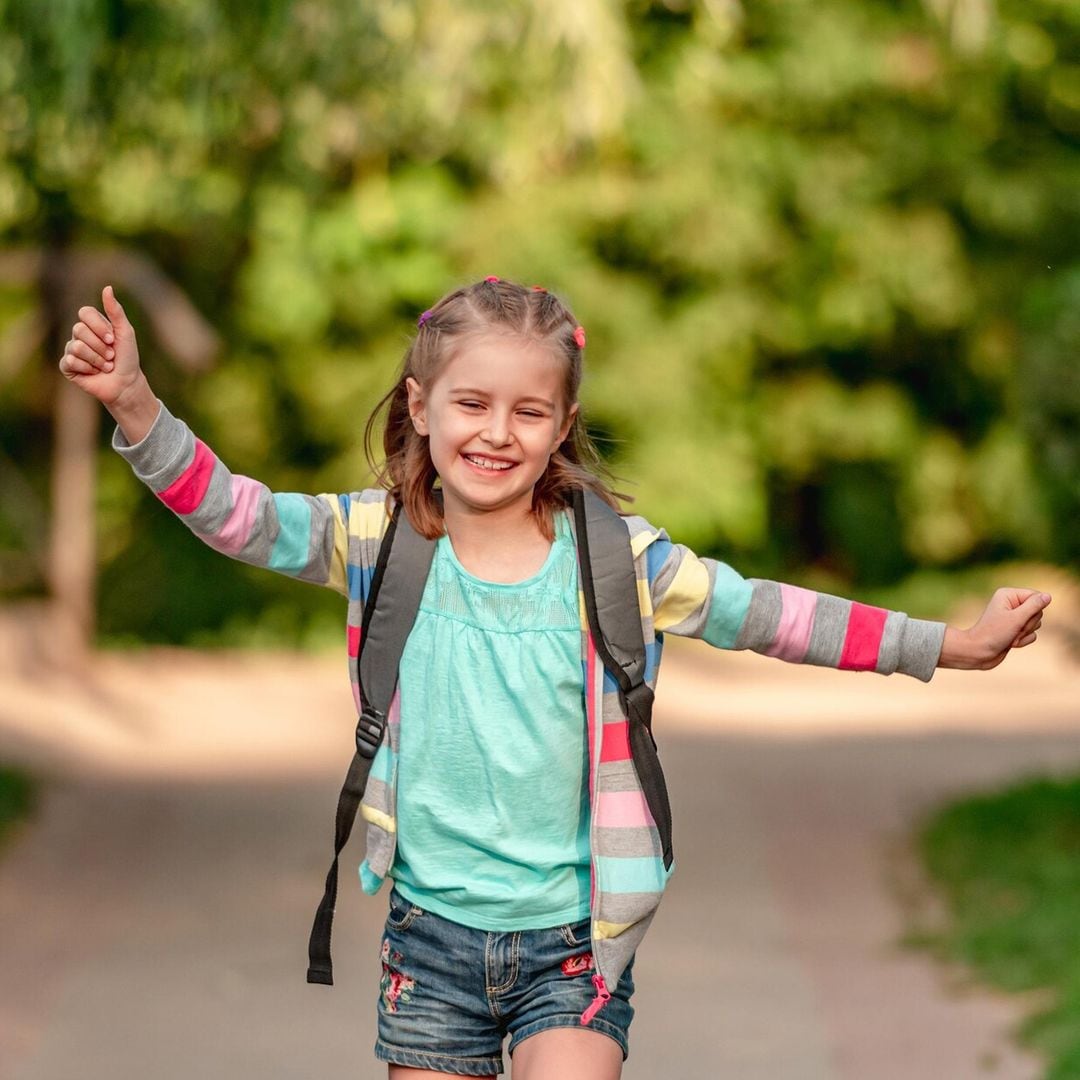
[
  {"x1": 593, "y1": 919, "x2": 634, "y2": 940},
  {"x1": 630, "y1": 530, "x2": 656, "y2": 559},
  {"x1": 653, "y1": 551, "x2": 709, "y2": 631},
  {"x1": 350, "y1": 497, "x2": 392, "y2": 542},
  {"x1": 360, "y1": 805, "x2": 396, "y2": 833},
  {"x1": 318, "y1": 493, "x2": 350, "y2": 597},
  {"x1": 637, "y1": 578, "x2": 652, "y2": 618}
]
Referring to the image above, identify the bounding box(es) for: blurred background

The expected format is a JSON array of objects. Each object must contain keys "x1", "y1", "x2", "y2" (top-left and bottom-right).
[{"x1": 0, "y1": 1, "x2": 1078, "y2": 1077}]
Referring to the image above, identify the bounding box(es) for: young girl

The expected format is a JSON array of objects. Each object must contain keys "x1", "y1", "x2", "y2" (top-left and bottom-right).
[{"x1": 60, "y1": 278, "x2": 1051, "y2": 1079}]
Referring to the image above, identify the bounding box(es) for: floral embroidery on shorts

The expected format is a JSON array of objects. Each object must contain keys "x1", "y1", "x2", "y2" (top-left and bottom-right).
[
  {"x1": 380, "y1": 937, "x2": 416, "y2": 1012},
  {"x1": 561, "y1": 951, "x2": 594, "y2": 976}
]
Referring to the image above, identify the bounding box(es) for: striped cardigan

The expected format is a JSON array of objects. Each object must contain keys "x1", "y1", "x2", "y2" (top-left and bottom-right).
[{"x1": 113, "y1": 400, "x2": 947, "y2": 1023}]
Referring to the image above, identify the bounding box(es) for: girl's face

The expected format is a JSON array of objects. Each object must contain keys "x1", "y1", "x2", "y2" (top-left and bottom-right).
[{"x1": 406, "y1": 332, "x2": 578, "y2": 521}]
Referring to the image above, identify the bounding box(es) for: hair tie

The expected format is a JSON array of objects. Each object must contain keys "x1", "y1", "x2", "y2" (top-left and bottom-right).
[
  {"x1": 573, "y1": 326, "x2": 586, "y2": 349},
  {"x1": 531, "y1": 285, "x2": 547, "y2": 292},
  {"x1": 417, "y1": 310, "x2": 433, "y2": 328},
  {"x1": 484, "y1": 275, "x2": 500, "y2": 283}
]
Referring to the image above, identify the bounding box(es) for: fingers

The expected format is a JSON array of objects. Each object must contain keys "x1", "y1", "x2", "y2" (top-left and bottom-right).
[
  {"x1": 1007, "y1": 592, "x2": 1048, "y2": 651},
  {"x1": 60, "y1": 322, "x2": 115, "y2": 379},
  {"x1": 78, "y1": 302, "x2": 115, "y2": 345},
  {"x1": 60, "y1": 353, "x2": 104, "y2": 378},
  {"x1": 994, "y1": 587, "x2": 1052, "y2": 611},
  {"x1": 73, "y1": 322, "x2": 114, "y2": 361},
  {"x1": 62, "y1": 337, "x2": 113, "y2": 371}
]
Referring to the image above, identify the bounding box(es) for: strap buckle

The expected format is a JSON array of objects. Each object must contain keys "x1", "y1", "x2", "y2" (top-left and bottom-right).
[{"x1": 355, "y1": 706, "x2": 386, "y2": 759}]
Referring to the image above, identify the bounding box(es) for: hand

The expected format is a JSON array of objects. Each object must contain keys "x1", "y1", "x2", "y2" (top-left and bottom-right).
[
  {"x1": 58, "y1": 285, "x2": 143, "y2": 407},
  {"x1": 939, "y1": 588, "x2": 1052, "y2": 670}
]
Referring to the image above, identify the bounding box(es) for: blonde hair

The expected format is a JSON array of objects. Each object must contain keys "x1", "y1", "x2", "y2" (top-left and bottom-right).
[{"x1": 363, "y1": 277, "x2": 630, "y2": 540}]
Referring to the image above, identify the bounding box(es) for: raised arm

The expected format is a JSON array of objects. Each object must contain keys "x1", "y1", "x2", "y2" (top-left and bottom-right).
[
  {"x1": 635, "y1": 521, "x2": 1050, "y2": 681},
  {"x1": 60, "y1": 286, "x2": 353, "y2": 596}
]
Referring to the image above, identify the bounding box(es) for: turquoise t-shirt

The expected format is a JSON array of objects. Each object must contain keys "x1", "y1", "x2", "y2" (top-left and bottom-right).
[{"x1": 390, "y1": 509, "x2": 592, "y2": 931}]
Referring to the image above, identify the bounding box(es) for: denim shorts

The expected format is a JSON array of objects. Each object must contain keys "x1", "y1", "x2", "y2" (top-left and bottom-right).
[{"x1": 374, "y1": 886, "x2": 635, "y2": 1075}]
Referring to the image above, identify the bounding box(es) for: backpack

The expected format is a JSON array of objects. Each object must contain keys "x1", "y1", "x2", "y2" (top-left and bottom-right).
[{"x1": 306, "y1": 486, "x2": 673, "y2": 985}]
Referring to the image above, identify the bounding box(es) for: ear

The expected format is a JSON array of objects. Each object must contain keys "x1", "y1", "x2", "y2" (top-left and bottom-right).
[
  {"x1": 554, "y1": 402, "x2": 579, "y2": 449},
  {"x1": 405, "y1": 377, "x2": 428, "y2": 436}
]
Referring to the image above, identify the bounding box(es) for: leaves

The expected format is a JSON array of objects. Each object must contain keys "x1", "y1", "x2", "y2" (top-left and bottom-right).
[{"x1": 0, "y1": 0, "x2": 1075, "y2": 641}]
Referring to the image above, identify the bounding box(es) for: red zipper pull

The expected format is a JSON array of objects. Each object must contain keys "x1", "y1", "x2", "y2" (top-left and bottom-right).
[{"x1": 579, "y1": 973, "x2": 611, "y2": 1025}]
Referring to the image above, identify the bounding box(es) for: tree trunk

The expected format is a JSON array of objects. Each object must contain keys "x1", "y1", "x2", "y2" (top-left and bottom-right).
[{"x1": 47, "y1": 376, "x2": 99, "y2": 663}]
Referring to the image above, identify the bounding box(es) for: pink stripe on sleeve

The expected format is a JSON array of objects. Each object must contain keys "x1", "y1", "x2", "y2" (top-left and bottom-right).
[
  {"x1": 157, "y1": 439, "x2": 215, "y2": 514},
  {"x1": 595, "y1": 790, "x2": 655, "y2": 829},
  {"x1": 763, "y1": 583, "x2": 817, "y2": 662},
  {"x1": 347, "y1": 624, "x2": 361, "y2": 659},
  {"x1": 839, "y1": 602, "x2": 889, "y2": 671},
  {"x1": 208, "y1": 474, "x2": 263, "y2": 554}
]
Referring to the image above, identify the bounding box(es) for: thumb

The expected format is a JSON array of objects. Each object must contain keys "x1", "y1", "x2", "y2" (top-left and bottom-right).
[
  {"x1": 1015, "y1": 590, "x2": 1052, "y2": 618},
  {"x1": 102, "y1": 284, "x2": 131, "y2": 333}
]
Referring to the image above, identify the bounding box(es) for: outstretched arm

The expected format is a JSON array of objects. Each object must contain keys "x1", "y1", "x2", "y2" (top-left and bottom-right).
[{"x1": 639, "y1": 524, "x2": 1051, "y2": 681}]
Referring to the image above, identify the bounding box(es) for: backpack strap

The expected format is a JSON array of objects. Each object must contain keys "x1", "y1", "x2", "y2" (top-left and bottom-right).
[
  {"x1": 306, "y1": 499, "x2": 436, "y2": 985},
  {"x1": 571, "y1": 487, "x2": 674, "y2": 870}
]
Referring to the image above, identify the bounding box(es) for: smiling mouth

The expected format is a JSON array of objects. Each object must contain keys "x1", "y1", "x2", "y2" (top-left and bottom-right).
[{"x1": 462, "y1": 454, "x2": 517, "y2": 472}]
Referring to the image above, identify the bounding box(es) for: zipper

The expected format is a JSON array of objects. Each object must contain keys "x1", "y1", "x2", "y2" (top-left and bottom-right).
[{"x1": 580, "y1": 973, "x2": 611, "y2": 1025}]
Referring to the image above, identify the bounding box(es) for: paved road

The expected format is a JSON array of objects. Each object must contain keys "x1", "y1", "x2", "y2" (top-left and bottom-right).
[{"x1": 5, "y1": 730, "x2": 1073, "y2": 1078}]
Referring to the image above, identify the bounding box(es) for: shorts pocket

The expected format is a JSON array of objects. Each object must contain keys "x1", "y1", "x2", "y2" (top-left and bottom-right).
[
  {"x1": 558, "y1": 915, "x2": 591, "y2": 949},
  {"x1": 387, "y1": 888, "x2": 424, "y2": 932}
]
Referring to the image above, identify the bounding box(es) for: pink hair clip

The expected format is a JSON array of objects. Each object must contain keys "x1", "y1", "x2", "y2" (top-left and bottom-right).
[
  {"x1": 573, "y1": 326, "x2": 586, "y2": 349},
  {"x1": 417, "y1": 309, "x2": 433, "y2": 328},
  {"x1": 484, "y1": 275, "x2": 500, "y2": 283}
]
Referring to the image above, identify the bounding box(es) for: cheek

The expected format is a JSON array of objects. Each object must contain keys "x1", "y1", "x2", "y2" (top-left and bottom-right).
[
  {"x1": 427, "y1": 415, "x2": 469, "y2": 460},
  {"x1": 533, "y1": 433, "x2": 562, "y2": 467}
]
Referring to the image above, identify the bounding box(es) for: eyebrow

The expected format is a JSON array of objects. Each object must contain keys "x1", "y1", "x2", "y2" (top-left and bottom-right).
[{"x1": 448, "y1": 388, "x2": 556, "y2": 409}]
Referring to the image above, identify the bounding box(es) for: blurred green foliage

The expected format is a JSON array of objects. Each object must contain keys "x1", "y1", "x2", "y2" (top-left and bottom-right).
[
  {"x1": 0, "y1": 0, "x2": 1076, "y2": 644},
  {"x1": 915, "y1": 776, "x2": 1080, "y2": 1078}
]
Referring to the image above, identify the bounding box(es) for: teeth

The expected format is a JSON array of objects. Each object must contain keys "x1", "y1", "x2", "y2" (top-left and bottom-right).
[{"x1": 465, "y1": 455, "x2": 514, "y2": 471}]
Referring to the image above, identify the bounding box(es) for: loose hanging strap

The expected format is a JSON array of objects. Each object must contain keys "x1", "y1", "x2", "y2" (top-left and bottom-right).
[
  {"x1": 572, "y1": 488, "x2": 674, "y2": 870},
  {"x1": 306, "y1": 500, "x2": 436, "y2": 985}
]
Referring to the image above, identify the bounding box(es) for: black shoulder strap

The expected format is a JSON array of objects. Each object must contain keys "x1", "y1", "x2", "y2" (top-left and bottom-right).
[
  {"x1": 306, "y1": 499, "x2": 436, "y2": 985},
  {"x1": 571, "y1": 488, "x2": 674, "y2": 870}
]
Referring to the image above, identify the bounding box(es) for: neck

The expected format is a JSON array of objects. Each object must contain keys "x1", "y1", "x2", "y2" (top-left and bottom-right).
[{"x1": 437, "y1": 492, "x2": 564, "y2": 583}]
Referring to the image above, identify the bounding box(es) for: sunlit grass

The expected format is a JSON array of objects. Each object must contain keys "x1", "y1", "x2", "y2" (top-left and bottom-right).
[{"x1": 911, "y1": 776, "x2": 1080, "y2": 1078}]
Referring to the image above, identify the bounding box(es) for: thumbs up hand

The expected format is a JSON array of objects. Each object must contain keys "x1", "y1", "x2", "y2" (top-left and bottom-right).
[
  {"x1": 59, "y1": 285, "x2": 160, "y2": 442},
  {"x1": 59, "y1": 285, "x2": 143, "y2": 407}
]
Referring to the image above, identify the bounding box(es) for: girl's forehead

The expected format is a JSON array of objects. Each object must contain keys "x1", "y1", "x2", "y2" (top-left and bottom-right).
[{"x1": 435, "y1": 333, "x2": 565, "y2": 392}]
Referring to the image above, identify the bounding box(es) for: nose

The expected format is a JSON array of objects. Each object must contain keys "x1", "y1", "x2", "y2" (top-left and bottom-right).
[{"x1": 482, "y1": 409, "x2": 513, "y2": 447}]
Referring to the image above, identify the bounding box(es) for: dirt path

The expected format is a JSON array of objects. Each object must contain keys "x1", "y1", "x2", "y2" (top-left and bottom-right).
[{"x1": 1, "y1": 624, "x2": 1077, "y2": 1078}]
